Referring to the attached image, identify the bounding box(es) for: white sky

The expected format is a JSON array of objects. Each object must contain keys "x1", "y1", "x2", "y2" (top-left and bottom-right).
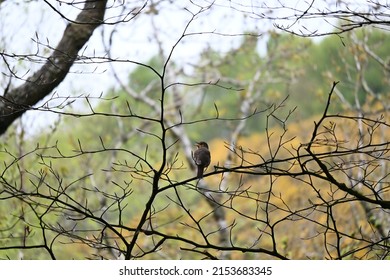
[{"x1": 0, "y1": 0, "x2": 340, "y2": 135}]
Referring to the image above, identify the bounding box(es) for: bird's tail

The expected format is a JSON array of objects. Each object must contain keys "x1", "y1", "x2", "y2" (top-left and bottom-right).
[{"x1": 197, "y1": 166, "x2": 204, "y2": 178}]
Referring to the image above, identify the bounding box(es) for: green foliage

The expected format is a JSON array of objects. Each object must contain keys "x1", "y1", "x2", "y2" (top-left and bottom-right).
[
  {"x1": 128, "y1": 56, "x2": 163, "y2": 93},
  {"x1": 300, "y1": 29, "x2": 390, "y2": 112},
  {"x1": 2, "y1": 27, "x2": 390, "y2": 259}
]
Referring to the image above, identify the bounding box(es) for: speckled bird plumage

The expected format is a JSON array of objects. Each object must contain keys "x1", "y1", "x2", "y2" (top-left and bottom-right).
[{"x1": 193, "y1": 141, "x2": 211, "y2": 178}]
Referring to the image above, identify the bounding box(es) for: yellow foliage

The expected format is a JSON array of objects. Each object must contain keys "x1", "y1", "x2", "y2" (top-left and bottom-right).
[{"x1": 188, "y1": 110, "x2": 390, "y2": 259}]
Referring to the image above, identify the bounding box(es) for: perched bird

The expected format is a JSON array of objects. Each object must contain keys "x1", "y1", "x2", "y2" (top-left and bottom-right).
[{"x1": 193, "y1": 141, "x2": 211, "y2": 178}]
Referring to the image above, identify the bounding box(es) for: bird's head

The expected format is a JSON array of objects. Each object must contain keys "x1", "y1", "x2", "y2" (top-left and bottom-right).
[{"x1": 196, "y1": 141, "x2": 209, "y2": 149}]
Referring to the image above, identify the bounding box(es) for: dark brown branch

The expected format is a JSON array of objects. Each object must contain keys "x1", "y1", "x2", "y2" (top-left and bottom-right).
[{"x1": 0, "y1": 0, "x2": 108, "y2": 135}]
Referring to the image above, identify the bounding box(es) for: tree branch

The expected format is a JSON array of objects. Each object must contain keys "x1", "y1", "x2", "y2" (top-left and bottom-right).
[{"x1": 0, "y1": 0, "x2": 108, "y2": 135}]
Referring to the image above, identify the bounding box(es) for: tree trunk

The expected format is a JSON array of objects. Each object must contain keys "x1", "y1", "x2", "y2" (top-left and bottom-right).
[{"x1": 0, "y1": 0, "x2": 108, "y2": 135}]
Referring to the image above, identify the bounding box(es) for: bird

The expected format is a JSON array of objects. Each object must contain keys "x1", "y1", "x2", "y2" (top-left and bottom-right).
[{"x1": 193, "y1": 141, "x2": 211, "y2": 178}]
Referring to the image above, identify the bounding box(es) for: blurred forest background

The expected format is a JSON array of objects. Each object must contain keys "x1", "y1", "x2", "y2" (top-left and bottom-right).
[{"x1": 1, "y1": 0, "x2": 390, "y2": 259}]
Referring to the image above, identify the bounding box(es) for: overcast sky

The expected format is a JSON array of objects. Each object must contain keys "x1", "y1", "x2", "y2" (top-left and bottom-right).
[{"x1": 0, "y1": 0, "x2": 335, "y2": 135}]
